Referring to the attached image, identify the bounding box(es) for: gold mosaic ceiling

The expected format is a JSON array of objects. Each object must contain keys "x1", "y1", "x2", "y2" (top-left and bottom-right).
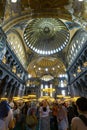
[
  {"x1": 0, "y1": 0, "x2": 86, "y2": 78},
  {"x1": 28, "y1": 57, "x2": 66, "y2": 77}
]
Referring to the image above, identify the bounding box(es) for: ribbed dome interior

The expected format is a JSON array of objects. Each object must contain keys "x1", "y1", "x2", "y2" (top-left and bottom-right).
[{"x1": 24, "y1": 18, "x2": 70, "y2": 55}]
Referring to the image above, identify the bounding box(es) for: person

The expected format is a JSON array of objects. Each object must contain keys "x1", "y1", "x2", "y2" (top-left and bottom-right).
[
  {"x1": 0, "y1": 100, "x2": 14, "y2": 130},
  {"x1": 67, "y1": 101, "x2": 78, "y2": 129},
  {"x1": 71, "y1": 97, "x2": 87, "y2": 130},
  {"x1": 26, "y1": 107, "x2": 38, "y2": 130},
  {"x1": 51, "y1": 103, "x2": 58, "y2": 130},
  {"x1": 0, "y1": 100, "x2": 10, "y2": 130},
  {"x1": 8, "y1": 97, "x2": 15, "y2": 109},
  {"x1": 39, "y1": 102, "x2": 50, "y2": 130},
  {"x1": 57, "y1": 104, "x2": 68, "y2": 130}
]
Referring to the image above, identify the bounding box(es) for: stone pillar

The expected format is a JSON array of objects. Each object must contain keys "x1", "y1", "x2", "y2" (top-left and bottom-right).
[
  {"x1": 1, "y1": 76, "x2": 9, "y2": 97},
  {"x1": 8, "y1": 85, "x2": 13, "y2": 98}
]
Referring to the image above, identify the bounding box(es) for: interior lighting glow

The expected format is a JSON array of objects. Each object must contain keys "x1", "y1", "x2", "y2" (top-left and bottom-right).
[
  {"x1": 51, "y1": 50, "x2": 53, "y2": 54},
  {"x1": 37, "y1": 50, "x2": 40, "y2": 53},
  {"x1": 28, "y1": 74, "x2": 32, "y2": 78},
  {"x1": 61, "y1": 46, "x2": 63, "y2": 49},
  {"x1": 31, "y1": 46, "x2": 33, "y2": 49},
  {"x1": 43, "y1": 51, "x2": 45, "y2": 55},
  {"x1": 45, "y1": 85, "x2": 48, "y2": 89},
  {"x1": 11, "y1": 0, "x2": 17, "y2": 3},
  {"x1": 28, "y1": 44, "x2": 31, "y2": 47},
  {"x1": 52, "y1": 67, "x2": 55, "y2": 70},
  {"x1": 45, "y1": 68, "x2": 48, "y2": 71},
  {"x1": 56, "y1": 49, "x2": 59, "y2": 52},
  {"x1": 26, "y1": 39, "x2": 28, "y2": 42},
  {"x1": 63, "y1": 44, "x2": 65, "y2": 47},
  {"x1": 39, "y1": 50, "x2": 41, "y2": 54},
  {"x1": 38, "y1": 67, "x2": 41, "y2": 70},
  {"x1": 64, "y1": 42, "x2": 66, "y2": 45},
  {"x1": 61, "y1": 90, "x2": 66, "y2": 96},
  {"x1": 59, "y1": 48, "x2": 61, "y2": 51},
  {"x1": 35, "y1": 48, "x2": 37, "y2": 52},
  {"x1": 53, "y1": 50, "x2": 56, "y2": 53},
  {"x1": 48, "y1": 51, "x2": 51, "y2": 55},
  {"x1": 45, "y1": 51, "x2": 48, "y2": 55},
  {"x1": 27, "y1": 42, "x2": 29, "y2": 45},
  {"x1": 66, "y1": 39, "x2": 68, "y2": 42},
  {"x1": 34, "y1": 65, "x2": 36, "y2": 68},
  {"x1": 78, "y1": 0, "x2": 83, "y2": 1},
  {"x1": 33, "y1": 47, "x2": 35, "y2": 50}
]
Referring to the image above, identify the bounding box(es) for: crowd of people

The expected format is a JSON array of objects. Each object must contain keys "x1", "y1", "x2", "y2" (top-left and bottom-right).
[{"x1": 0, "y1": 97, "x2": 87, "y2": 130}]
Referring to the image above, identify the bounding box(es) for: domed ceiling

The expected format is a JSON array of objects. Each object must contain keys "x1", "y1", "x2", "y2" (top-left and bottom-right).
[
  {"x1": 0, "y1": 0, "x2": 86, "y2": 79},
  {"x1": 24, "y1": 18, "x2": 70, "y2": 55},
  {"x1": 27, "y1": 57, "x2": 66, "y2": 78}
]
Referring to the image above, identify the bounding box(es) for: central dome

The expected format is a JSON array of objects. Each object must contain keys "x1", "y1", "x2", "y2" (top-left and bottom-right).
[{"x1": 24, "y1": 18, "x2": 70, "y2": 55}]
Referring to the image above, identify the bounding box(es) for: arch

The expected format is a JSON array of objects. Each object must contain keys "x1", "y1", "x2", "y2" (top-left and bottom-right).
[
  {"x1": 6, "y1": 28, "x2": 27, "y2": 68},
  {"x1": 67, "y1": 29, "x2": 87, "y2": 66}
]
